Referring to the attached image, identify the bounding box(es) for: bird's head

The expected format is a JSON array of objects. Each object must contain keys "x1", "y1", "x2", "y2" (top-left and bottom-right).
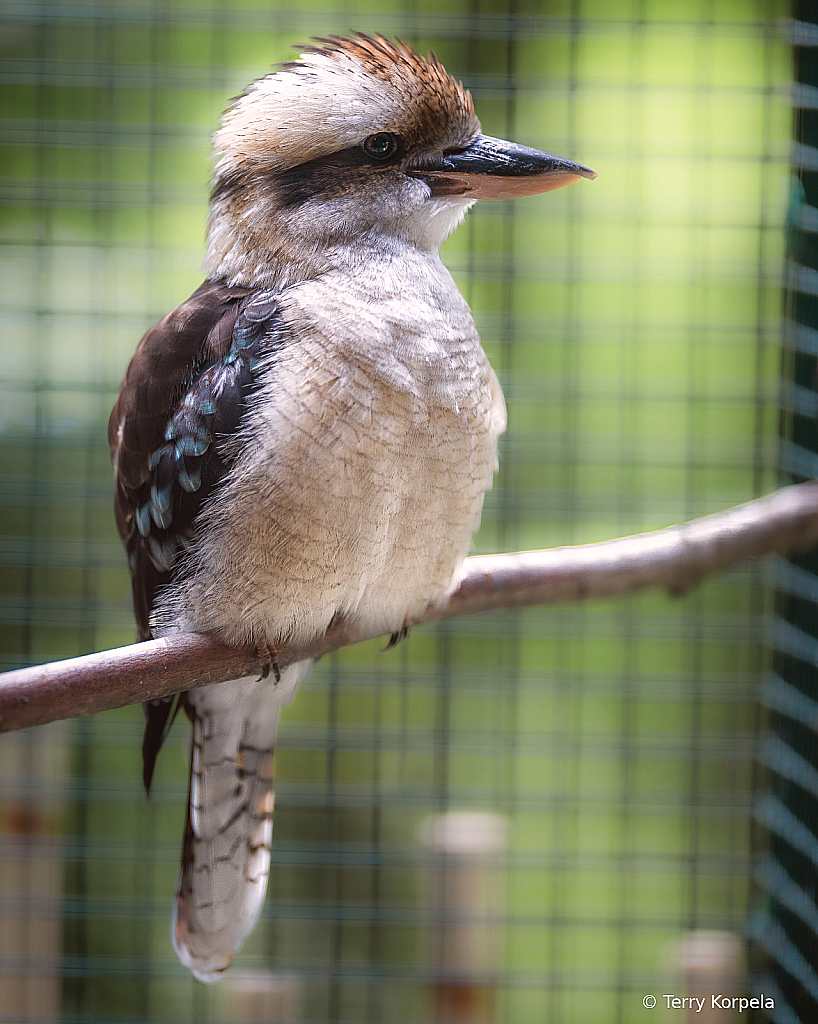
[{"x1": 206, "y1": 34, "x2": 596, "y2": 288}]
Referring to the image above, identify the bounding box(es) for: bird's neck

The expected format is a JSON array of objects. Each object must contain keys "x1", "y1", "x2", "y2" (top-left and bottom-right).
[{"x1": 204, "y1": 191, "x2": 470, "y2": 292}]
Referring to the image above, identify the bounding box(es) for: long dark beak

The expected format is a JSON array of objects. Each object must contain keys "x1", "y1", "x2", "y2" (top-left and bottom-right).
[{"x1": 411, "y1": 134, "x2": 597, "y2": 200}]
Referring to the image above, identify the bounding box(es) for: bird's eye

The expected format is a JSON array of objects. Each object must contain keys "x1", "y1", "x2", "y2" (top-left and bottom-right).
[{"x1": 362, "y1": 132, "x2": 400, "y2": 161}]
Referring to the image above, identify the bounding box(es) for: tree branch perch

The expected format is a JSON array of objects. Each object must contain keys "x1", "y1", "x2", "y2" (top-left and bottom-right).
[{"x1": 2, "y1": 481, "x2": 818, "y2": 735}]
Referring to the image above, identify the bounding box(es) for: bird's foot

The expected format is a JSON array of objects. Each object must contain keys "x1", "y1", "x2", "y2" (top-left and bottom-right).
[
  {"x1": 256, "y1": 642, "x2": 281, "y2": 683},
  {"x1": 381, "y1": 620, "x2": 411, "y2": 652}
]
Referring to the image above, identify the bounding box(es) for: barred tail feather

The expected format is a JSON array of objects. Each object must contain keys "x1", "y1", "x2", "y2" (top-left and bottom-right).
[{"x1": 171, "y1": 662, "x2": 309, "y2": 983}]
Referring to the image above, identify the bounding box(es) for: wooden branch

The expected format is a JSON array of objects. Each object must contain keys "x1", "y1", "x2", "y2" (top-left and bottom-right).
[{"x1": 2, "y1": 481, "x2": 818, "y2": 735}]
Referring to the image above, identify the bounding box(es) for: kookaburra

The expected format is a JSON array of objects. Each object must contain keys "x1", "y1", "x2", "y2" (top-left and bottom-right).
[{"x1": 109, "y1": 34, "x2": 595, "y2": 982}]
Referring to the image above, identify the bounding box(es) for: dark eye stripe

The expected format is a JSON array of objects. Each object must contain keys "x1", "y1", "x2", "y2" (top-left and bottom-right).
[{"x1": 274, "y1": 138, "x2": 406, "y2": 208}]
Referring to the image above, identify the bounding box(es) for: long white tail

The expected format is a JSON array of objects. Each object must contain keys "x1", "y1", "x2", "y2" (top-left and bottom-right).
[{"x1": 171, "y1": 662, "x2": 308, "y2": 983}]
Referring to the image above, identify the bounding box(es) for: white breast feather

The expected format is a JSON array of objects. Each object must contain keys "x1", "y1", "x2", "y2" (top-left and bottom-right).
[{"x1": 154, "y1": 246, "x2": 505, "y2": 648}]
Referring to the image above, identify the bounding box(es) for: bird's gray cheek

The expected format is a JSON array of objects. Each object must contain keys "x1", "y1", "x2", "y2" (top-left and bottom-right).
[{"x1": 399, "y1": 174, "x2": 432, "y2": 204}]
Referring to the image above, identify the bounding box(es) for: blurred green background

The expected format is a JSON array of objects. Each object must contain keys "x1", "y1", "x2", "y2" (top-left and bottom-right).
[{"x1": 0, "y1": 1, "x2": 791, "y2": 1022}]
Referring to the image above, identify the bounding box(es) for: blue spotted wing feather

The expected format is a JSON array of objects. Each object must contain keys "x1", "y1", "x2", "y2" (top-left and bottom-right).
[{"x1": 109, "y1": 282, "x2": 282, "y2": 790}]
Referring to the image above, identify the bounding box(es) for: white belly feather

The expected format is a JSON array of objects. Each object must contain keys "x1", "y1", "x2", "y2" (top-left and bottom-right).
[{"x1": 155, "y1": 252, "x2": 506, "y2": 648}]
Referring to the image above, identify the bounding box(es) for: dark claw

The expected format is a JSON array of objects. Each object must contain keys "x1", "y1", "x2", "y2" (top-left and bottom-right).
[
  {"x1": 256, "y1": 644, "x2": 281, "y2": 683},
  {"x1": 381, "y1": 622, "x2": 410, "y2": 652}
]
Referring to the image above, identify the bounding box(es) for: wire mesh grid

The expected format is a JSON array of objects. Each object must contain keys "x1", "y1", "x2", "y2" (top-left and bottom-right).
[
  {"x1": 0, "y1": 2, "x2": 791, "y2": 1022},
  {"x1": 751, "y1": 11, "x2": 818, "y2": 1023}
]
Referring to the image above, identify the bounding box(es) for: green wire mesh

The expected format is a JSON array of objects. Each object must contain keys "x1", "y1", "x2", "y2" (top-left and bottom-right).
[
  {"x1": 0, "y1": 3, "x2": 791, "y2": 1022},
  {"x1": 751, "y1": 11, "x2": 818, "y2": 1023}
]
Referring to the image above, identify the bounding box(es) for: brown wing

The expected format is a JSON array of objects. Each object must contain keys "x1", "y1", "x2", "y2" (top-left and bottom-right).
[
  {"x1": 109, "y1": 281, "x2": 285, "y2": 789},
  {"x1": 109, "y1": 280, "x2": 252, "y2": 635}
]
